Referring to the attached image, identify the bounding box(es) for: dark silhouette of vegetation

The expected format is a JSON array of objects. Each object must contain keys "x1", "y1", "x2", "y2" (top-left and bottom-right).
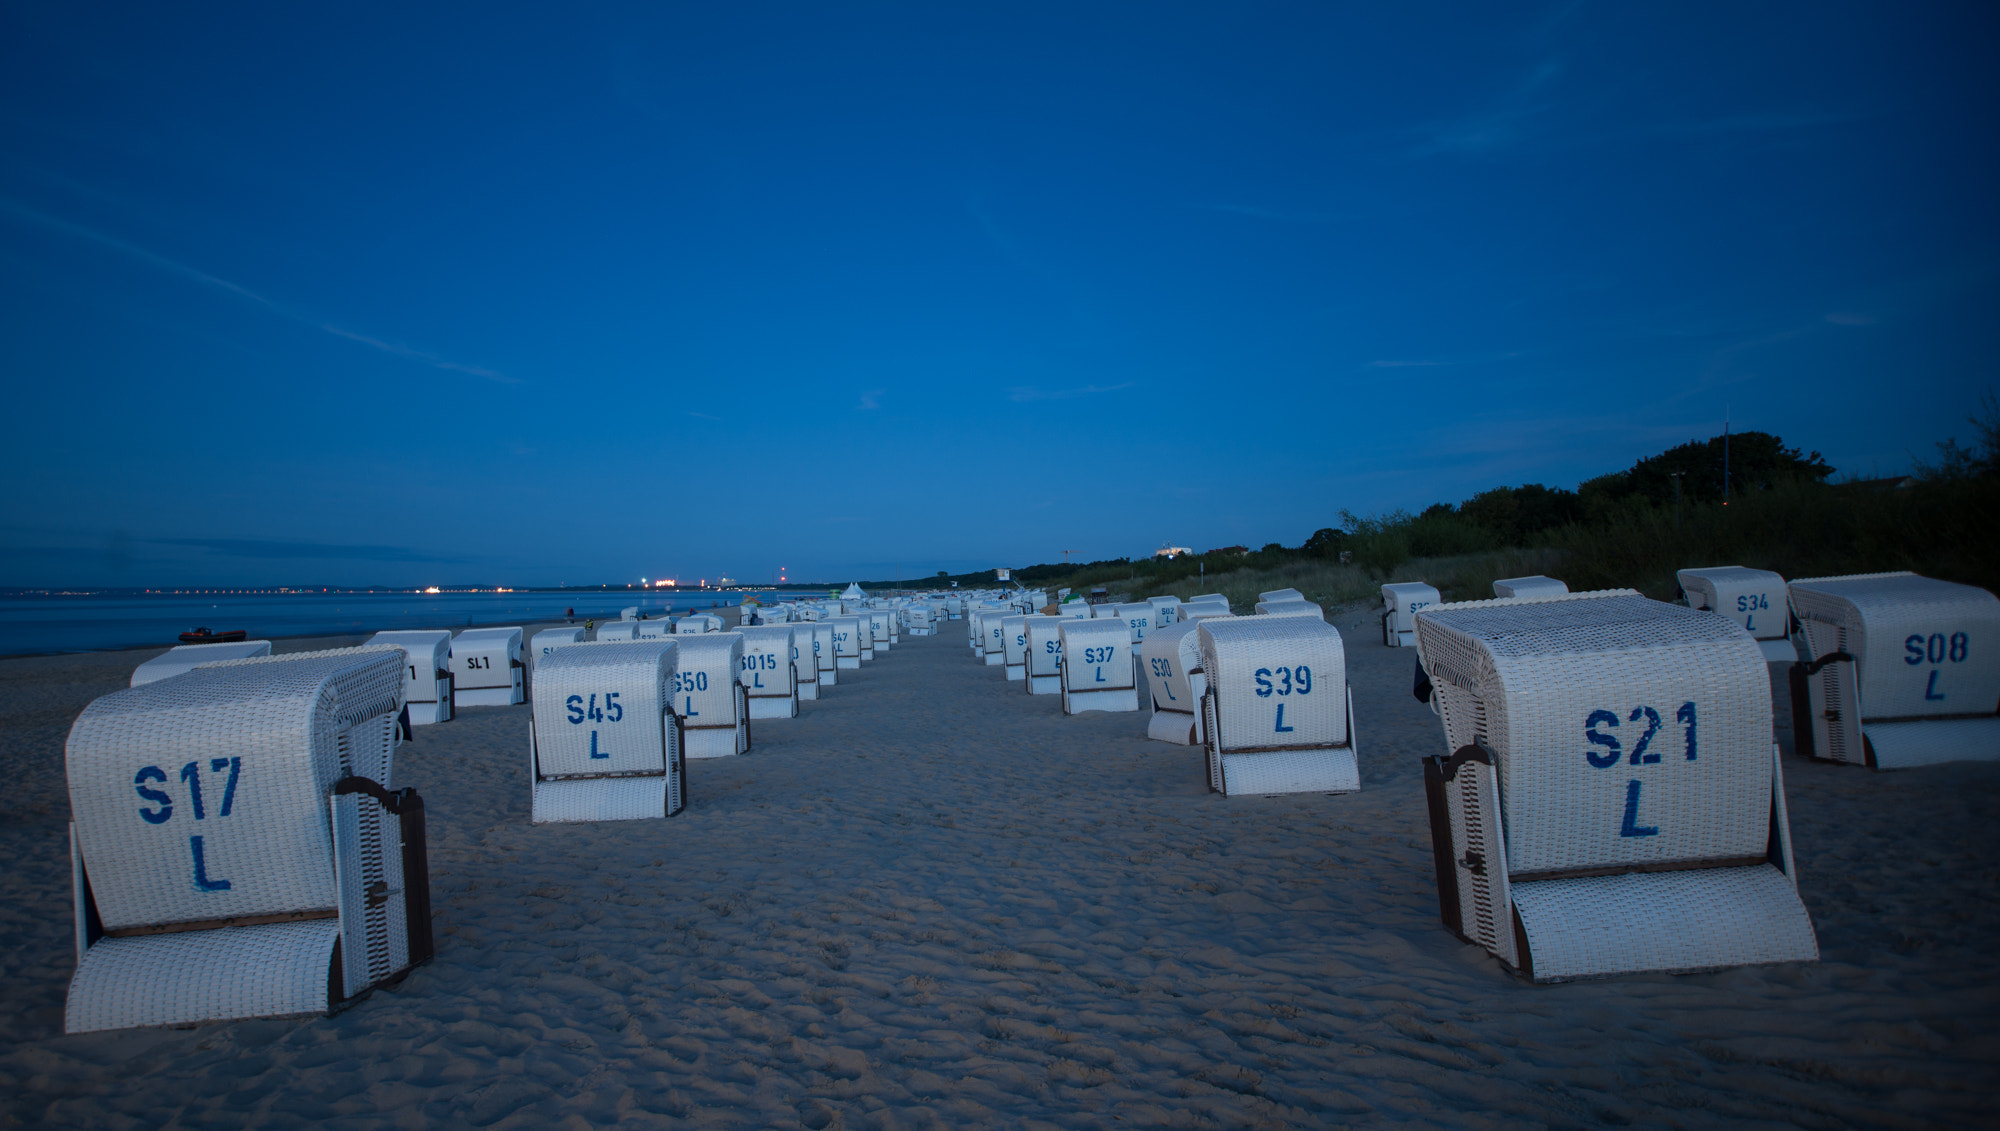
[{"x1": 854, "y1": 399, "x2": 1997, "y2": 602}]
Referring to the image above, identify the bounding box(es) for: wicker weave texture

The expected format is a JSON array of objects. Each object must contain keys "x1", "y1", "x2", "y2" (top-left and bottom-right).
[
  {"x1": 1218, "y1": 746, "x2": 1359, "y2": 795},
  {"x1": 67, "y1": 649, "x2": 405, "y2": 932},
  {"x1": 1258, "y1": 589, "x2": 1303, "y2": 603},
  {"x1": 453, "y1": 627, "x2": 523, "y2": 700},
  {"x1": 1789, "y1": 571, "x2": 2000, "y2": 720},
  {"x1": 1002, "y1": 615, "x2": 1031, "y2": 673},
  {"x1": 65, "y1": 919, "x2": 341, "y2": 1033},
  {"x1": 1677, "y1": 567, "x2": 1789, "y2": 640},
  {"x1": 529, "y1": 627, "x2": 584, "y2": 670},
  {"x1": 1196, "y1": 617, "x2": 1348, "y2": 753},
  {"x1": 1511, "y1": 865, "x2": 1818, "y2": 981},
  {"x1": 1058, "y1": 619, "x2": 1135, "y2": 692},
  {"x1": 1147, "y1": 597, "x2": 1182, "y2": 626},
  {"x1": 1140, "y1": 622, "x2": 1201, "y2": 717},
  {"x1": 531, "y1": 641, "x2": 675, "y2": 777},
  {"x1": 1416, "y1": 594, "x2": 1772, "y2": 876},
  {"x1": 332, "y1": 788, "x2": 408, "y2": 993},
  {"x1": 737, "y1": 626, "x2": 797, "y2": 698},
  {"x1": 532, "y1": 776, "x2": 672, "y2": 823},
  {"x1": 131, "y1": 641, "x2": 273, "y2": 687},
  {"x1": 1116, "y1": 604, "x2": 1155, "y2": 643},
  {"x1": 1254, "y1": 599, "x2": 1324, "y2": 620},
  {"x1": 596, "y1": 621, "x2": 640, "y2": 641},
  {"x1": 674, "y1": 633, "x2": 745, "y2": 728},
  {"x1": 829, "y1": 617, "x2": 864, "y2": 664},
  {"x1": 1381, "y1": 583, "x2": 1441, "y2": 636},
  {"x1": 366, "y1": 630, "x2": 452, "y2": 710}
]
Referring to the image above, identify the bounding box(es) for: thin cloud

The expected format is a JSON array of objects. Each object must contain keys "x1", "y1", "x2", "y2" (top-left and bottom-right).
[
  {"x1": 1657, "y1": 111, "x2": 1859, "y2": 136},
  {"x1": 1366, "y1": 359, "x2": 1445, "y2": 369},
  {"x1": 1823, "y1": 312, "x2": 1878, "y2": 326},
  {"x1": 1006, "y1": 382, "x2": 1133, "y2": 402},
  {"x1": 685, "y1": 410, "x2": 721, "y2": 421},
  {"x1": 1409, "y1": 60, "x2": 1564, "y2": 157},
  {"x1": 857, "y1": 388, "x2": 887, "y2": 410},
  {"x1": 0, "y1": 197, "x2": 515, "y2": 384}
]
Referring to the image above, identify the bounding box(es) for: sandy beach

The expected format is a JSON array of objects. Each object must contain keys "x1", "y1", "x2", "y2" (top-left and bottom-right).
[{"x1": 2, "y1": 608, "x2": 1996, "y2": 1128}]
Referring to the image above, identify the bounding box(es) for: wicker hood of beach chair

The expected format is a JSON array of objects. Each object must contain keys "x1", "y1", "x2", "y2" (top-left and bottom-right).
[
  {"x1": 1412, "y1": 591, "x2": 1819, "y2": 982},
  {"x1": 452, "y1": 626, "x2": 524, "y2": 707},
  {"x1": 1679, "y1": 566, "x2": 1799, "y2": 664},
  {"x1": 673, "y1": 632, "x2": 750, "y2": 758},
  {"x1": 1058, "y1": 617, "x2": 1138, "y2": 715},
  {"x1": 129, "y1": 640, "x2": 273, "y2": 687},
  {"x1": 1141, "y1": 620, "x2": 1209, "y2": 744},
  {"x1": 65, "y1": 646, "x2": 432, "y2": 1032},
  {"x1": 1196, "y1": 616, "x2": 1357, "y2": 796},
  {"x1": 1787, "y1": 571, "x2": 2000, "y2": 769},
  {"x1": 1491, "y1": 575, "x2": 1569, "y2": 600},
  {"x1": 737, "y1": 625, "x2": 800, "y2": 720},
  {"x1": 1381, "y1": 582, "x2": 1441, "y2": 648},
  {"x1": 530, "y1": 639, "x2": 685, "y2": 824},
  {"x1": 366, "y1": 629, "x2": 455, "y2": 725}
]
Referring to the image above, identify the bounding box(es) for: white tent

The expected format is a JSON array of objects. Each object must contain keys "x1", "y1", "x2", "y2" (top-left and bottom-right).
[{"x1": 841, "y1": 582, "x2": 866, "y2": 599}]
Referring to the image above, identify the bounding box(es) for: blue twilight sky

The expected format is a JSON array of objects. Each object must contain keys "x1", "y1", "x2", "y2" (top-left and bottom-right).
[{"x1": 2, "y1": 3, "x2": 1995, "y2": 587}]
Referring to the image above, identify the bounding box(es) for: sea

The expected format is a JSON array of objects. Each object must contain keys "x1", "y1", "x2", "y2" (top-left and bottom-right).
[{"x1": 0, "y1": 589, "x2": 789, "y2": 657}]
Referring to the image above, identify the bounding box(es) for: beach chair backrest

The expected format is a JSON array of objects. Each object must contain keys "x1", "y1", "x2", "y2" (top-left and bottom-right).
[
  {"x1": 672, "y1": 633, "x2": 745, "y2": 724},
  {"x1": 1415, "y1": 593, "x2": 1771, "y2": 877},
  {"x1": 532, "y1": 640, "x2": 675, "y2": 777},
  {"x1": 738, "y1": 626, "x2": 796, "y2": 697},
  {"x1": 366, "y1": 630, "x2": 452, "y2": 707},
  {"x1": 453, "y1": 627, "x2": 522, "y2": 691},
  {"x1": 1258, "y1": 588, "x2": 1304, "y2": 603},
  {"x1": 1024, "y1": 616, "x2": 1064, "y2": 678},
  {"x1": 1002, "y1": 614, "x2": 1031, "y2": 667},
  {"x1": 68, "y1": 648, "x2": 405, "y2": 932},
  {"x1": 1117, "y1": 603, "x2": 1155, "y2": 643},
  {"x1": 597, "y1": 621, "x2": 640, "y2": 641},
  {"x1": 1140, "y1": 621, "x2": 1201, "y2": 711},
  {"x1": 1678, "y1": 566, "x2": 1788, "y2": 640},
  {"x1": 1381, "y1": 583, "x2": 1441, "y2": 631},
  {"x1": 1147, "y1": 596, "x2": 1182, "y2": 626},
  {"x1": 1197, "y1": 617, "x2": 1346, "y2": 753},
  {"x1": 1058, "y1": 618, "x2": 1135, "y2": 692},
  {"x1": 530, "y1": 627, "x2": 585, "y2": 668},
  {"x1": 830, "y1": 616, "x2": 864, "y2": 661},
  {"x1": 1789, "y1": 571, "x2": 2000, "y2": 721}
]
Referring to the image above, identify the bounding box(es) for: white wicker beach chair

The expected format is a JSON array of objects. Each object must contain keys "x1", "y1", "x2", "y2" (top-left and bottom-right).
[
  {"x1": 906, "y1": 605, "x2": 937, "y2": 636},
  {"x1": 1000, "y1": 614, "x2": 1032, "y2": 682},
  {"x1": 1255, "y1": 599, "x2": 1325, "y2": 619},
  {"x1": 1196, "y1": 617, "x2": 1357, "y2": 795},
  {"x1": 365, "y1": 631, "x2": 454, "y2": 725},
  {"x1": 1091, "y1": 603, "x2": 1124, "y2": 619},
  {"x1": 806, "y1": 621, "x2": 836, "y2": 686},
  {"x1": 1258, "y1": 588, "x2": 1304, "y2": 604},
  {"x1": 130, "y1": 641, "x2": 273, "y2": 687},
  {"x1": 635, "y1": 619, "x2": 673, "y2": 639},
  {"x1": 1058, "y1": 618, "x2": 1138, "y2": 714},
  {"x1": 1023, "y1": 616, "x2": 1064, "y2": 695},
  {"x1": 866, "y1": 610, "x2": 894, "y2": 654},
  {"x1": 531, "y1": 639, "x2": 686, "y2": 824},
  {"x1": 1141, "y1": 621, "x2": 1208, "y2": 744},
  {"x1": 596, "y1": 620, "x2": 640, "y2": 641},
  {"x1": 1059, "y1": 601, "x2": 1091, "y2": 619},
  {"x1": 980, "y1": 610, "x2": 1009, "y2": 666},
  {"x1": 786, "y1": 623, "x2": 819, "y2": 700},
  {"x1": 1493, "y1": 575, "x2": 1569, "y2": 600},
  {"x1": 65, "y1": 647, "x2": 433, "y2": 1032},
  {"x1": 1147, "y1": 596, "x2": 1183, "y2": 628},
  {"x1": 529, "y1": 627, "x2": 584, "y2": 671},
  {"x1": 1413, "y1": 591, "x2": 1819, "y2": 982},
  {"x1": 1679, "y1": 566, "x2": 1799, "y2": 664},
  {"x1": 1787, "y1": 572, "x2": 2000, "y2": 769},
  {"x1": 737, "y1": 626, "x2": 799, "y2": 720},
  {"x1": 1381, "y1": 583, "x2": 1441, "y2": 648},
  {"x1": 673, "y1": 633, "x2": 750, "y2": 758},
  {"x1": 676, "y1": 615, "x2": 723, "y2": 635},
  {"x1": 451, "y1": 627, "x2": 524, "y2": 707},
  {"x1": 828, "y1": 616, "x2": 865, "y2": 670}
]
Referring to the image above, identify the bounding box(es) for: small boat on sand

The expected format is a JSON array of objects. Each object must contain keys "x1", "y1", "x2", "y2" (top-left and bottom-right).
[{"x1": 178, "y1": 627, "x2": 249, "y2": 644}]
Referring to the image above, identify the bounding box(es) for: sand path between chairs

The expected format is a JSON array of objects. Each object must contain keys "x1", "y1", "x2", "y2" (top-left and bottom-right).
[{"x1": 1, "y1": 612, "x2": 1997, "y2": 1128}]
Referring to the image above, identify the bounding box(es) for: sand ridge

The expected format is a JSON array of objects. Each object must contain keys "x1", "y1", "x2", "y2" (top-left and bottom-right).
[{"x1": 1, "y1": 612, "x2": 1996, "y2": 1127}]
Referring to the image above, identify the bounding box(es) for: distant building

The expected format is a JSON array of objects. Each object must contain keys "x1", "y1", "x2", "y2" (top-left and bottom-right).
[{"x1": 1153, "y1": 545, "x2": 1193, "y2": 559}]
